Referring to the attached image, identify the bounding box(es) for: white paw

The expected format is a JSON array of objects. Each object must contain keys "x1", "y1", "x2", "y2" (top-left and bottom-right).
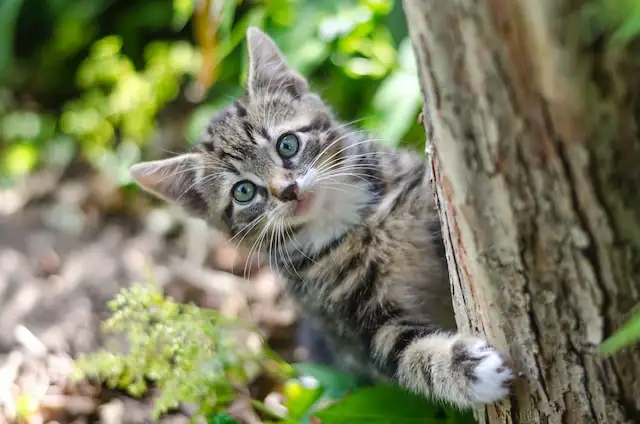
[{"x1": 466, "y1": 340, "x2": 513, "y2": 404}]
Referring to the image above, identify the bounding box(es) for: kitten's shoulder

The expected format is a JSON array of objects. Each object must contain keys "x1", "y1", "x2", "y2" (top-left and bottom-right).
[{"x1": 372, "y1": 145, "x2": 433, "y2": 219}]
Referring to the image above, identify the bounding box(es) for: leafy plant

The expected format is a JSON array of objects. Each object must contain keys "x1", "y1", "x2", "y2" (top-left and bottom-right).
[
  {"x1": 75, "y1": 283, "x2": 477, "y2": 423},
  {"x1": 74, "y1": 283, "x2": 293, "y2": 419}
]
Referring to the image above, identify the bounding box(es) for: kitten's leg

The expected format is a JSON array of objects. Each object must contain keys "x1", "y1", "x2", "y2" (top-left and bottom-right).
[{"x1": 373, "y1": 320, "x2": 513, "y2": 407}]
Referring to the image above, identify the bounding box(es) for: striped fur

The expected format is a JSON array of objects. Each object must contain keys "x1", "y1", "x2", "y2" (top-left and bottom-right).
[{"x1": 130, "y1": 27, "x2": 513, "y2": 407}]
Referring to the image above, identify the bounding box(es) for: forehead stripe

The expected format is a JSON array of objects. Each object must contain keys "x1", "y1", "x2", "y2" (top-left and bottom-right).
[
  {"x1": 219, "y1": 150, "x2": 243, "y2": 163},
  {"x1": 242, "y1": 121, "x2": 258, "y2": 144},
  {"x1": 234, "y1": 101, "x2": 248, "y2": 117},
  {"x1": 296, "y1": 116, "x2": 331, "y2": 133}
]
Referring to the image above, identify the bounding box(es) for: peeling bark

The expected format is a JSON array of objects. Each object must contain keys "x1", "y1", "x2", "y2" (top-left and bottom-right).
[{"x1": 403, "y1": 0, "x2": 640, "y2": 423}]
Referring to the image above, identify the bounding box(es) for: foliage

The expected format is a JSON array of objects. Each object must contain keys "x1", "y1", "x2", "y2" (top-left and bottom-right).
[
  {"x1": 581, "y1": 0, "x2": 640, "y2": 46},
  {"x1": 74, "y1": 282, "x2": 293, "y2": 419},
  {"x1": 600, "y1": 309, "x2": 640, "y2": 356},
  {"x1": 75, "y1": 283, "x2": 477, "y2": 423},
  {"x1": 314, "y1": 385, "x2": 474, "y2": 424},
  {"x1": 1, "y1": 0, "x2": 425, "y2": 187}
]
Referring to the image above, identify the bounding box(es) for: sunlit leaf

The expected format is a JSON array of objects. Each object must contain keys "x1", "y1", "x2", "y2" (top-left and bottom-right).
[
  {"x1": 600, "y1": 309, "x2": 640, "y2": 356},
  {"x1": 288, "y1": 362, "x2": 365, "y2": 424},
  {"x1": 172, "y1": 0, "x2": 195, "y2": 31},
  {"x1": 219, "y1": 0, "x2": 239, "y2": 38},
  {"x1": 14, "y1": 394, "x2": 37, "y2": 420},
  {"x1": 612, "y1": 6, "x2": 640, "y2": 44},
  {"x1": 293, "y1": 362, "x2": 363, "y2": 400},
  {"x1": 314, "y1": 384, "x2": 476, "y2": 424},
  {"x1": 3, "y1": 143, "x2": 38, "y2": 177},
  {"x1": 362, "y1": 0, "x2": 393, "y2": 15},
  {"x1": 581, "y1": 0, "x2": 640, "y2": 46},
  {"x1": 92, "y1": 35, "x2": 124, "y2": 58},
  {"x1": 283, "y1": 377, "x2": 324, "y2": 421},
  {"x1": 168, "y1": 41, "x2": 202, "y2": 74}
]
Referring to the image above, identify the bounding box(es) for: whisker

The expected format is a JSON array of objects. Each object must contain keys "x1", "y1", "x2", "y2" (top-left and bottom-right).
[
  {"x1": 284, "y1": 224, "x2": 315, "y2": 267},
  {"x1": 253, "y1": 218, "x2": 271, "y2": 275},
  {"x1": 305, "y1": 129, "x2": 371, "y2": 170},
  {"x1": 314, "y1": 138, "x2": 386, "y2": 175},
  {"x1": 227, "y1": 214, "x2": 264, "y2": 245},
  {"x1": 316, "y1": 163, "x2": 388, "y2": 182},
  {"x1": 317, "y1": 173, "x2": 384, "y2": 186},
  {"x1": 275, "y1": 219, "x2": 290, "y2": 276},
  {"x1": 157, "y1": 147, "x2": 188, "y2": 156},
  {"x1": 244, "y1": 212, "x2": 271, "y2": 279},
  {"x1": 316, "y1": 163, "x2": 385, "y2": 176},
  {"x1": 228, "y1": 216, "x2": 265, "y2": 275},
  {"x1": 175, "y1": 172, "x2": 222, "y2": 202},
  {"x1": 315, "y1": 150, "x2": 399, "y2": 172},
  {"x1": 268, "y1": 216, "x2": 277, "y2": 276},
  {"x1": 319, "y1": 180, "x2": 373, "y2": 194},
  {"x1": 279, "y1": 220, "x2": 302, "y2": 278}
]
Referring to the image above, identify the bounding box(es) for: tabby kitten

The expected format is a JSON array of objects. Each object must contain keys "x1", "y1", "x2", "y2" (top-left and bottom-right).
[{"x1": 130, "y1": 27, "x2": 513, "y2": 407}]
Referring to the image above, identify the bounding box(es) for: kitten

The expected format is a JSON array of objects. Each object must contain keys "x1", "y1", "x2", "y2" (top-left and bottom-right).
[{"x1": 129, "y1": 27, "x2": 513, "y2": 407}]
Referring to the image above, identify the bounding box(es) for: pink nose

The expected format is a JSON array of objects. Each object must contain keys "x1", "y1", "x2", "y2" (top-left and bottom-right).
[{"x1": 276, "y1": 182, "x2": 299, "y2": 202}]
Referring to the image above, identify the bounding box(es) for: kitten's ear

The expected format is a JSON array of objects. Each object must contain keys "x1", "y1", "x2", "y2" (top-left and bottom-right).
[
  {"x1": 129, "y1": 154, "x2": 208, "y2": 215},
  {"x1": 246, "y1": 27, "x2": 307, "y2": 97}
]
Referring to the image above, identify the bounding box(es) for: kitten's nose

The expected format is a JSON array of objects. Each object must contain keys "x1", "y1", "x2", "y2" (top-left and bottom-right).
[{"x1": 277, "y1": 182, "x2": 299, "y2": 202}]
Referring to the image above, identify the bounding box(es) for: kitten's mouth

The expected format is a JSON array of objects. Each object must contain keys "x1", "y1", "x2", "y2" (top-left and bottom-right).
[{"x1": 294, "y1": 192, "x2": 316, "y2": 216}]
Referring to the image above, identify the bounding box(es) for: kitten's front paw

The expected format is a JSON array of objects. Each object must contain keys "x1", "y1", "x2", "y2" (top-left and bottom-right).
[{"x1": 453, "y1": 338, "x2": 513, "y2": 404}]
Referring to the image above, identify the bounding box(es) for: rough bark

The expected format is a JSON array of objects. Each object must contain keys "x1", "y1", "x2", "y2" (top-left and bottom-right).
[{"x1": 403, "y1": 0, "x2": 640, "y2": 423}]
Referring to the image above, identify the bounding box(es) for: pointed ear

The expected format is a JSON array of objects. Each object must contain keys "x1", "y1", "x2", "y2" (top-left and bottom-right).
[
  {"x1": 246, "y1": 27, "x2": 307, "y2": 97},
  {"x1": 129, "y1": 154, "x2": 208, "y2": 215}
]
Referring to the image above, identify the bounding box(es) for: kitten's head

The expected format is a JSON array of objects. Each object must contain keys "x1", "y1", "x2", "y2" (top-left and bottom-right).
[{"x1": 130, "y1": 28, "x2": 377, "y2": 251}]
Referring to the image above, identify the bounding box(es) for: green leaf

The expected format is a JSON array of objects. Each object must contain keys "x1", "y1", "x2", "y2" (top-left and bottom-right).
[
  {"x1": 283, "y1": 378, "x2": 324, "y2": 421},
  {"x1": 290, "y1": 363, "x2": 367, "y2": 424},
  {"x1": 207, "y1": 411, "x2": 239, "y2": 424},
  {"x1": 612, "y1": 6, "x2": 640, "y2": 45},
  {"x1": 293, "y1": 363, "x2": 363, "y2": 400},
  {"x1": 219, "y1": 0, "x2": 239, "y2": 38},
  {"x1": 172, "y1": 0, "x2": 194, "y2": 31},
  {"x1": 314, "y1": 384, "x2": 476, "y2": 424},
  {"x1": 600, "y1": 309, "x2": 640, "y2": 356},
  {"x1": 3, "y1": 143, "x2": 38, "y2": 177}
]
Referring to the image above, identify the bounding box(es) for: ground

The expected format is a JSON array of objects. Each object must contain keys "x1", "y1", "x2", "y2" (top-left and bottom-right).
[{"x1": 0, "y1": 168, "x2": 302, "y2": 424}]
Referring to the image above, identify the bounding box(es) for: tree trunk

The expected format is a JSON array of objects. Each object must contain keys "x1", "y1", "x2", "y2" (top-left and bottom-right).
[{"x1": 403, "y1": 1, "x2": 640, "y2": 423}]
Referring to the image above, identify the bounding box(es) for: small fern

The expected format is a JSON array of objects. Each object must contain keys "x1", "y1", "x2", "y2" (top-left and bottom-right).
[{"x1": 74, "y1": 282, "x2": 293, "y2": 420}]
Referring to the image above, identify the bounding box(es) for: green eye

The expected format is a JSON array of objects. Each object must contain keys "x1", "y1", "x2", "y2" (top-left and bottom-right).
[
  {"x1": 232, "y1": 180, "x2": 257, "y2": 203},
  {"x1": 277, "y1": 133, "x2": 300, "y2": 159}
]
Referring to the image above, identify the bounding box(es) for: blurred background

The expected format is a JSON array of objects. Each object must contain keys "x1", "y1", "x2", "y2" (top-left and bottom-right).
[{"x1": 0, "y1": 0, "x2": 424, "y2": 422}]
